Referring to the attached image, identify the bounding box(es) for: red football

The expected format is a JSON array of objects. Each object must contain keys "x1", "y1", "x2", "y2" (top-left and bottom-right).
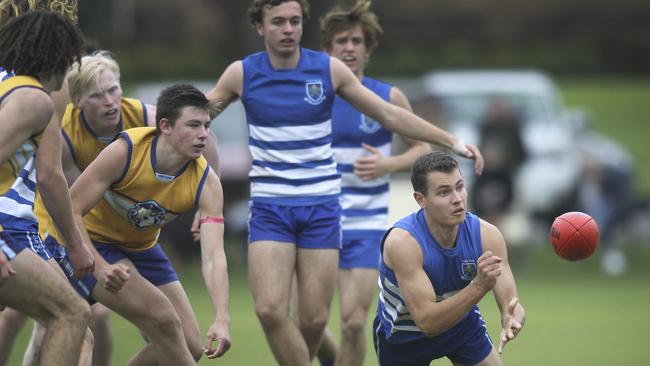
[{"x1": 549, "y1": 212, "x2": 599, "y2": 261}]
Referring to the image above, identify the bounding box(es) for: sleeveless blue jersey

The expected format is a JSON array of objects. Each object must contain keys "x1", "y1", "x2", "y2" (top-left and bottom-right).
[
  {"x1": 241, "y1": 48, "x2": 339, "y2": 206},
  {"x1": 331, "y1": 77, "x2": 392, "y2": 237},
  {"x1": 376, "y1": 210, "x2": 483, "y2": 343}
]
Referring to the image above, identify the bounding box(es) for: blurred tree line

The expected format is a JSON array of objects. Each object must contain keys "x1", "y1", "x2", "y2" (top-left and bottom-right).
[{"x1": 79, "y1": 0, "x2": 650, "y2": 81}]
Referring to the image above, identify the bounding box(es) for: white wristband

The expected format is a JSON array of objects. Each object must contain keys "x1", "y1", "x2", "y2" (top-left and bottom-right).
[{"x1": 451, "y1": 139, "x2": 469, "y2": 156}]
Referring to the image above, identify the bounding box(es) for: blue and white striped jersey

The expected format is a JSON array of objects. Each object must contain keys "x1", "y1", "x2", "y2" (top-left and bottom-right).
[
  {"x1": 331, "y1": 77, "x2": 392, "y2": 237},
  {"x1": 241, "y1": 48, "x2": 339, "y2": 205},
  {"x1": 0, "y1": 75, "x2": 48, "y2": 233},
  {"x1": 376, "y1": 210, "x2": 483, "y2": 343}
]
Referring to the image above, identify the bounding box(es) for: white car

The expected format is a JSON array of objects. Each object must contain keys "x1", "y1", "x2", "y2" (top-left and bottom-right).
[{"x1": 419, "y1": 70, "x2": 587, "y2": 217}]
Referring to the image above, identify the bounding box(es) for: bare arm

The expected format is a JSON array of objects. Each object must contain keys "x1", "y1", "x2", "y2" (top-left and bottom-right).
[
  {"x1": 354, "y1": 87, "x2": 432, "y2": 181},
  {"x1": 206, "y1": 61, "x2": 244, "y2": 120},
  {"x1": 197, "y1": 170, "x2": 231, "y2": 358},
  {"x1": 35, "y1": 84, "x2": 95, "y2": 278},
  {"x1": 61, "y1": 139, "x2": 81, "y2": 184},
  {"x1": 69, "y1": 138, "x2": 131, "y2": 291},
  {"x1": 384, "y1": 228, "x2": 501, "y2": 337},
  {"x1": 331, "y1": 58, "x2": 483, "y2": 174},
  {"x1": 481, "y1": 220, "x2": 525, "y2": 353},
  {"x1": 0, "y1": 89, "x2": 51, "y2": 164}
]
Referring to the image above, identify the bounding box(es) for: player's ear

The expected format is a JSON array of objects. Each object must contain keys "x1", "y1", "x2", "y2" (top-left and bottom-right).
[
  {"x1": 159, "y1": 118, "x2": 172, "y2": 134},
  {"x1": 413, "y1": 191, "x2": 426, "y2": 208},
  {"x1": 255, "y1": 22, "x2": 264, "y2": 37}
]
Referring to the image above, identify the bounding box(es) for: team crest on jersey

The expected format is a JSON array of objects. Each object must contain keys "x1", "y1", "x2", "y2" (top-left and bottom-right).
[
  {"x1": 359, "y1": 114, "x2": 381, "y2": 134},
  {"x1": 304, "y1": 80, "x2": 326, "y2": 105},
  {"x1": 127, "y1": 200, "x2": 167, "y2": 230},
  {"x1": 460, "y1": 259, "x2": 477, "y2": 281}
]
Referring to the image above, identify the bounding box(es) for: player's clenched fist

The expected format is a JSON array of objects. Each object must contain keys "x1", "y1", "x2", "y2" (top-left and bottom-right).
[
  {"x1": 98, "y1": 263, "x2": 131, "y2": 293},
  {"x1": 472, "y1": 251, "x2": 502, "y2": 292}
]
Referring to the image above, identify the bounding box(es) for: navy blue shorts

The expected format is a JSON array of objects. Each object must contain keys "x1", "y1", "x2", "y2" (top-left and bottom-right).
[
  {"x1": 0, "y1": 230, "x2": 50, "y2": 261},
  {"x1": 43, "y1": 236, "x2": 96, "y2": 303},
  {"x1": 248, "y1": 199, "x2": 342, "y2": 249},
  {"x1": 94, "y1": 242, "x2": 178, "y2": 287},
  {"x1": 339, "y1": 233, "x2": 383, "y2": 269},
  {"x1": 373, "y1": 309, "x2": 493, "y2": 365}
]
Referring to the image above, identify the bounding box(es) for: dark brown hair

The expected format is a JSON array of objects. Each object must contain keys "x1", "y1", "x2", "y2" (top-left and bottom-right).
[
  {"x1": 320, "y1": 0, "x2": 383, "y2": 52},
  {"x1": 247, "y1": 0, "x2": 310, "y2": 27}
]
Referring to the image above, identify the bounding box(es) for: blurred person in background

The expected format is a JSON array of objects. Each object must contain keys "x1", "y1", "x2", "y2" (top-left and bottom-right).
[
  {"x1": 470, "y1": 97, "x2": 527, "y2": 230},
  {"x1": 575, "y1": 134, "x2": 634, "y2": 276},
  {"x1": 317, "y1": 2, "x2": 431, "y2": 365},
  {"x1": 374, "y1": 151, "x2": 525, "y2": 366},
  {"x1": 205, "y1": 0, "x2": 482, "y2": 364}
]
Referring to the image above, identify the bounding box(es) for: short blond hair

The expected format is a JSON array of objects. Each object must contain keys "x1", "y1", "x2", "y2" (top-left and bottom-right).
[
  {"x1": 0, "y1": 0, "x2": 77, "y2": 25},
  {"x1": 67, "y1": 50, "x2": 121, "y2": 102}
]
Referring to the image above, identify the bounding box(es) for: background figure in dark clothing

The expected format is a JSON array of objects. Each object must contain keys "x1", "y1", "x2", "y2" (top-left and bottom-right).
[{"x1": 471, "y1": 97, "x2": 527, "y2": 228}]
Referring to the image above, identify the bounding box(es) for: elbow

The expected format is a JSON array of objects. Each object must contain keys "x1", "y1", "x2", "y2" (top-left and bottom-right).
[
  {"x1": 414, "y1": 314, "x2": 445, "y2": 338},
  {"x1": 36, "y1": 168, "x2": 63, "y2": 192}
]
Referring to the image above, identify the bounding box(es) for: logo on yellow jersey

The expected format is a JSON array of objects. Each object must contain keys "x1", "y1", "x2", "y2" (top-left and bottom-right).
[{"x1": 127, "y1": 200, "x2": 167, "y2": 229}]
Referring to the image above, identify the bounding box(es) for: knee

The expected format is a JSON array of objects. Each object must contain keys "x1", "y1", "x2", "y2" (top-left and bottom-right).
[
  {"x1": 143, "y1": 307, "x2": 183, "y2": 339},
  {"x1": 341, "y1": 315, "x2": 366, "y2": 339},
  {"x1": 60, "y1": 297, "x2": 92, "y2": 328},
  {"x1": 255, "y1": 302, "x2": 286, "y2": 330},
  {"x1": 184, "y1": 328, "x2": 203, "y2": 362},
  {"x1": 300, "y1": 312, "x2": 329, "y2": 337},
  {"x1": 188, "y1": 341, "x2": 203, "y2": 362}
]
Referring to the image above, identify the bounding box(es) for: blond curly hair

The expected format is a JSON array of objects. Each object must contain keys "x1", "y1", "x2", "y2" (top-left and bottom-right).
[{"x1": 0, "y1": 0, "x2": 77, "y2": 25}]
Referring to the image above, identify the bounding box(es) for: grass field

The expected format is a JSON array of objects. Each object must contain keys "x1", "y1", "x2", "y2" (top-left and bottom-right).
[
  {"x1": 6, "y1": 246, "x2": 650, "y2": 365},
  {"x1": 5, "y1": 77, "x2": 650, "y2": 365}
]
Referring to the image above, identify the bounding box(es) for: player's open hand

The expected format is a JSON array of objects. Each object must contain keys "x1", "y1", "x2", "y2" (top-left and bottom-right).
[
  {"x1": 452, "y1": 141, "x2": 484, "y2": 175},
  {"x1": 498, "y1": 297, "x2": 525, "y2": 353},
  {"x1": 354, "y1": 143, "x2": 389, "y2": 181},
  {"x1": 0, "y1": 250, "x2": 16, "y2": 287},
  {"x1": 98, "y1": 263, "x2": 130, "y2": 293},
  {"x1": 472, "y1": 251, "x2": 502, "y2": 293},
  {"x1": 67, "y1": 241, "x2": 95, "y2": 278},
  {"x1": 204, "y1": 320, "x2": 231, "y2": 359}
]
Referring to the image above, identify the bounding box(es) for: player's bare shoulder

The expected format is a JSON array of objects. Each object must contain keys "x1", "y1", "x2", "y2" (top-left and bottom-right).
[
  {"x1": 383, "y1": 227, "x2": 422, "y2": 270},
  {"x1": 479, "y1": 218, "x2": 507, "y2": 255}
]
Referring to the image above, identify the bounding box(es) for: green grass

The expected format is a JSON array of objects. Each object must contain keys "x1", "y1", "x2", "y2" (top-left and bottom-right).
[{"x1": 5, "y1": 246, "x2": 650, "y2": 366}]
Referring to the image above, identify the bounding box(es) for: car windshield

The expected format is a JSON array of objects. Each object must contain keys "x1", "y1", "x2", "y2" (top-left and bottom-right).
[{"x1": 434, "y1": 93, "x2": 557, "y2": 127}]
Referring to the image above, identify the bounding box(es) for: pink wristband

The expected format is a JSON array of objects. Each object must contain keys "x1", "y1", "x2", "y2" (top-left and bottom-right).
[{"x1": 199, "y1": 216, "x2": 225, "y2": 226}]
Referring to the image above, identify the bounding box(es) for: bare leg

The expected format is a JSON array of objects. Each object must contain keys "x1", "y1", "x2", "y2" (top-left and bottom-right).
[
  {"x1": 157, "y1": 281, "x2": 202, "y2": 361},
  {"x1": 23, "y1": 258, "x2": 94, "y2": 366},
  {"x1": 451, "y1": 348, "x2": 503, "y2": 366},
  {"x1": 89, "y1": 304, "x2": 112, "y2": 366},
  {"x1": 91, "y1": 259, "x2": 194, "y2": 366},
  {"x1": 296, "y1": 248, "x2": 338, "y2": 360},
  {"x1": 249, "y1": 241, "x2": 309, "y2": 366},
  {"x1": 336, "y1": 268, "x2": 378, "y2": 366},
  {"x1": 0, "y1": 250, "x2": 91, "y2": 366},
  {"x1": 0, "y1": 308, "x2": 28, "y2": 366},
  {"x1": 316, "y1": 327, "x2": 337, "y2": 365}
]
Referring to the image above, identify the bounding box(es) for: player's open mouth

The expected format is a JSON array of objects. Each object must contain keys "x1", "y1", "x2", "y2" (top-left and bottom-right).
[
  {"x1": 342, "y1": 55, "x2": 356, "y2": 62},
  {"x1": 104, "y1": 108, "x2": 118, "y2": 117},
  {"x1": 194, "y1": 144, "x2": 205, "y2": 149},
  {"x1": 452, "y1": 208, "x2": 465, "y2": 215}
]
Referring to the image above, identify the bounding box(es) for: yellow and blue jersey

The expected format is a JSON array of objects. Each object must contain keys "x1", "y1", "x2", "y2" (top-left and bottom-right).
[
  {"x1": 0, "y1": 76, "x2": 48, "y2": 233},
  {"x1": 36, "y1": 97, "x2": 148, "y2": 239},
  {"x1": 83, "y1": 127, "x2": 209, "y2": 251}
]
